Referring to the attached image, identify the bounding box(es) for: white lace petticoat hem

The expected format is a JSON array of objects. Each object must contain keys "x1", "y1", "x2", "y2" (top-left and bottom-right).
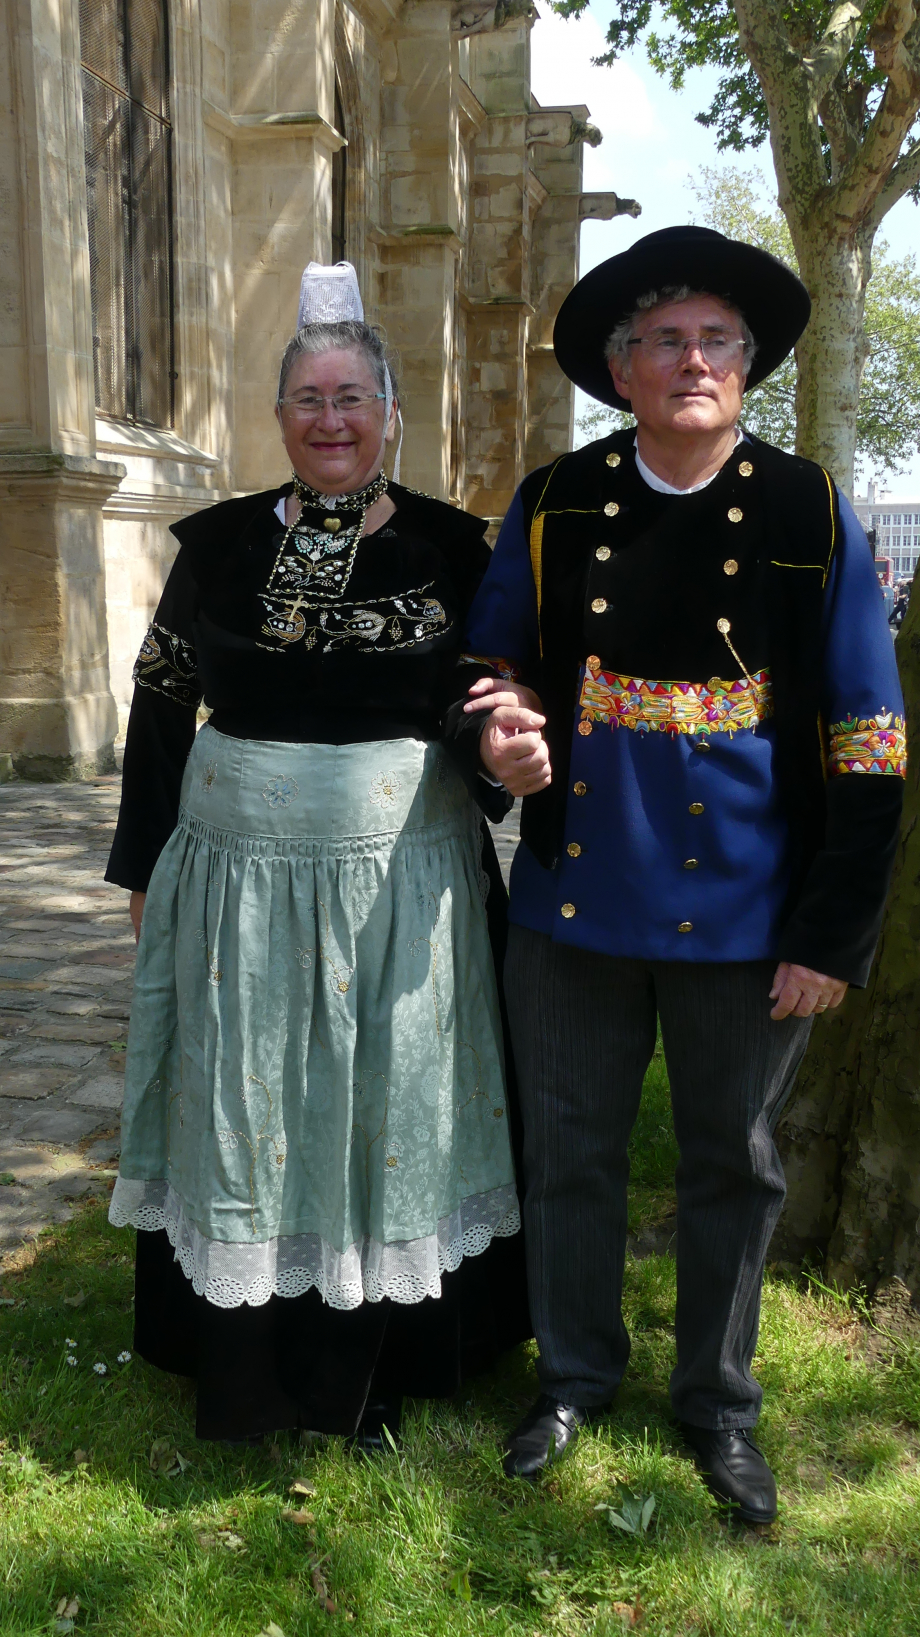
[{"x1": 109, "y1": 1177, "x2": 521, "y2": 1310}]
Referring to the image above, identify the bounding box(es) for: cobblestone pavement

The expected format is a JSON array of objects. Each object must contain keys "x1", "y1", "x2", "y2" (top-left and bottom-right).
[
  {"x1": 0, "y1": 775, "x2": 131, "y2": 1268},
  {"x1": 0, "y1": 777, "x2": 521, "y2": 1267}
]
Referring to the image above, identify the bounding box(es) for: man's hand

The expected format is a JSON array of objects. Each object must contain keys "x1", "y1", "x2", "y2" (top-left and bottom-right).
[
  {"x1": 769, "y1": 961, "x2": 847, "y2": 1021},
  {"x1": 463, "y1": 675, "x2": 544, "y2": 716},
  {"x1": 129, "y1": 890, "x2": 146, "y2": 945},
  {"x1": 480, "y1": 703, "x2": 552, "y2": 795},
  {"x1": 464, "y1": 675, "x2": 552, "y2": 797}
]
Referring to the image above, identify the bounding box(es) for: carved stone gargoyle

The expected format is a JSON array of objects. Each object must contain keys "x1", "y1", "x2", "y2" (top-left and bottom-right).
[
  {"x1": 579, "y1": 191, "x2": 642, "y2": 221},
  {"x1": 526, "y1": 109, "x2": 603, "y2": 148},
  {"x1": 452, "y1": 0, "x2": 535, "y2": 39}
]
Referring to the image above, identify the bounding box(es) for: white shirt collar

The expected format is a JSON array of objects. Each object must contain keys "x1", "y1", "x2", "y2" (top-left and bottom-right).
[{"x1": 633, "y1": 429, "x2": 744, "y2": 495}]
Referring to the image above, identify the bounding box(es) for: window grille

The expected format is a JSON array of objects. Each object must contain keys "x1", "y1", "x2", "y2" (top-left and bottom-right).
[{"x1": 80, "y1": 0, "x2": 174, "y2": 427}]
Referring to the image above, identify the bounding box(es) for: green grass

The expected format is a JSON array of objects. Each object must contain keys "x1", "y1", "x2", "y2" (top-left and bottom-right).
[{"x1": 2, "y1": 1064, "x2": 920, "y2": 1637}]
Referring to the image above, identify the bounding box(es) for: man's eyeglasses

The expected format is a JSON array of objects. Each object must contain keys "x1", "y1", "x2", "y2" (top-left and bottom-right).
[
  {"x1": 278, "y1": 391, "x2": 386, "y2": 419},
  {"x1": 627, "y1": 334, "x2": 745, "y2": 369}
]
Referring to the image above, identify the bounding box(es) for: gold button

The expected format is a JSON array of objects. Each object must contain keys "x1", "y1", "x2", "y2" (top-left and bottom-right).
[
  {"x1": 683, "y1": 858, "x2": 698, "y2": 870},
  {"x1": 591, "y1": 597, "x2": 607, "y2": 613},
  {"x1": 567, "y1": 842, "x2": 582, "y2": 857},
  {"x1": 586, "y1": 654, "x2": 601, "y2": 670},
  {"x1": 606, "y1": 452, "x2": 621, "y2": 467},
  {"x1": 707, "y1": 677, "x2": 723, "y2": 693},
  {"x1": 738, "y1": 460, "x2": 753, "y2": 477},
  {"x1": 561, "y1": 902, "x2": 576, "y2": 919},
  {"x1": 493, "y1": 1107, "x2": 504, "y2": 1118},
  {"x1": 573, "y1": 781, "x2": 587, "y2": 796},
  {"x1": 604, "y1": 502, "x2": 619, "y2": 517},
  {"x1": 596, "y1": 545, "x2": 611, "y2": 561},
  {"x1": 727, "y1": 507, "x2": 743, "y2": 523},
  {"x1": 689, "y1": 802, "x2": 704, "y2": 815},
  {"x1": 578, "y1": 720, "x2": 593, "y2": 736},
  {"x1": 323, "y1": 516, "x2": 342, "y2": 533},
  {"x1": 678, "y1": 921, "x2": 693, "y2": 933},
  {"x1": 386, "y1": 1156, "x2": 397, "y2": 1167},
  {"x1": 723, "y1": 558, "x2": 738, "y2": 576}
]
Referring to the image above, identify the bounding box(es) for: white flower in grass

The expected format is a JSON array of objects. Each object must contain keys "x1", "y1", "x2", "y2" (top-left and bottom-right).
[
  {"x1": 66, "y1": 1355, "x2": 77, "y2": 1367},
  {"x1": 93, "y1": 1362, "x2": 107, "y2": 1376},
  {"x1": 117, "y1": 1351, "x2": 132, "y2": 1364},
  {"x1": 65, "y1": 1338, "x2": 77, "y2": 1347}
]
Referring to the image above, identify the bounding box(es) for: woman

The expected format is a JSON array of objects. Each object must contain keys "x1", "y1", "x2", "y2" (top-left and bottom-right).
[{"x1": 106, "y1": 263, "x2": 529, "y2": 1446}]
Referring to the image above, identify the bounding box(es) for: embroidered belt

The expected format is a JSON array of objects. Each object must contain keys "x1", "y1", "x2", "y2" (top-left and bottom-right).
[
  {"x1": 578, "y1": 659, "x2": 773, "y2": 737},
  {"x1": 827, "y1": 713, "x2": 906, "y2": 777}
]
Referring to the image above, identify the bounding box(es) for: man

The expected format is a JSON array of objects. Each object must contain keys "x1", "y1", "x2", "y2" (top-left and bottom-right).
[{"x1": 448, "y1": 227, "x2": 905, "y2": 1524}]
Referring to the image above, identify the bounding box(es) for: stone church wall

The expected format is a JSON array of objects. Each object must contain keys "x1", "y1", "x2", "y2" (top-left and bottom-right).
[{"x1": 0, "y1": 0, "x2": 634, "y2": 776}]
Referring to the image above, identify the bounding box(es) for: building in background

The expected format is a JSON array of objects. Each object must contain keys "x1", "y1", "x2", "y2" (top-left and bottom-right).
[
  {"x1": 854, "y1": 480, "x2": 920, "y2": 581},
  {"x1": 0, "y1": 0, "x2": 638, "y2": 780}
]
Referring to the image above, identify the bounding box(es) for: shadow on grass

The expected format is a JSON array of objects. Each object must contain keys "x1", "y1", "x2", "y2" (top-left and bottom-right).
[{"x1": 3, "y1": 1204, "x2": 920, "y2": 1636}]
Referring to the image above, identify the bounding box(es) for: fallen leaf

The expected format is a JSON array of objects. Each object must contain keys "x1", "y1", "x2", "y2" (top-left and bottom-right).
[
  {"x1": 281, "y1": 1508, "x2": 315, "y2": 1526},
  {"x1": 311, "y1": 1562, "x2": 336, "y2": 1614},
  {"x1": 62, "y1": 1292, "x2": 86, "y2": 1309},
  {"x1": 448, "y1": 1566, "x2": 472, "y2": 1602},
  {"x1": 54, "y1": 1622, "x2": 75, "y2": 1635},
  {"x1": 610, "y1": 1603, "x2": 640, "y2": 1629},
  {"x1": 148, "y1": 1438, "x2": 189, "y2": 1478},
  {"x1": 55, "y1": 1598, "x2": 80, "y2": 1619},
  {"x1": 72, "y1": 1449, "x2": 90, "y2": 1468},
  {"x1": 289, "y1": 1479, "x2": 316, "y2": 1497},
  {"x1": 195, "y1": 1530, "x2": 217, "y2": 1549},
  {"x1": 218, "y1": 1530, "x2": 247, "y2": 1553},
  {"x1": 255, "y1": 1625, "x2": 287, "y2": 1637}
]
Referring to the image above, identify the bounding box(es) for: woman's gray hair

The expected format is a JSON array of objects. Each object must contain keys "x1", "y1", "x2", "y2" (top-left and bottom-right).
[
  {"x1": 604, "y1": 286, "x2": 757, "y2": 375},
  {"x1": 277, "y1": 321, "x2": 399, "y2": 403}
]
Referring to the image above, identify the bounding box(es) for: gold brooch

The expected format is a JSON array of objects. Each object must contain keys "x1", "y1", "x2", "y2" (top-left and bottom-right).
[
  {"x1": 604, "y1": 502, "x2": 619, "y2": 517},
  {"x1": 323, "y1": 517, "x2": 342, "y2": 533},
  {"x1": 727, "y1": 507, "x2": 743, "y2": 523},
  {"x1": 738, "y1": 460, "x2": 753, "y2": 477}
]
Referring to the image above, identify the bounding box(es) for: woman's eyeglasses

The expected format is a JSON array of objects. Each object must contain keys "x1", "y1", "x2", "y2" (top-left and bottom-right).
[
  {"x1": 627, "y1": 334, "x2": 745, "y2": 369},
  {"x1": 278, "y1": 391, "x2": 386, "y2": 420}
]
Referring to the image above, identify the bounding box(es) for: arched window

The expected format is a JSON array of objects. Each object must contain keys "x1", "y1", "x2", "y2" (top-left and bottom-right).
[
  {"x1": 331, "y1": 83, "x2": 347, "y2": 265},
  {"x1": 79, "y1": 0, "x2": 174, "y2": 427}
]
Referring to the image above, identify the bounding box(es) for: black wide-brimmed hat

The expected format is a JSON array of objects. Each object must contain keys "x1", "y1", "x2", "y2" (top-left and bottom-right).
[{"x1": 553, "y1": 225, "x2": 811, "y2": 410}]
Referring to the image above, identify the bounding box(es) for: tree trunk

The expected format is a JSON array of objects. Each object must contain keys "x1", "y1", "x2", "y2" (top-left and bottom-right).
[
  {"x1": 775, "y1": 587, "x2": 920, "y2": 1297},
  {"x1": 788, "y1": 221, "x2": 872, "y2": 496}
]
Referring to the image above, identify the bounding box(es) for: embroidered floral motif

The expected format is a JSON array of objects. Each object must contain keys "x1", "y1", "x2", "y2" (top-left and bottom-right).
[
  {"x1": 827, "y1": 711, "x2": 907, "y2": 776},
  {"x1": 458, "y1": 653, "x2": 521, "y2": 681},
  {"x1": 368, "y1": 771, "x2": 401, "y2": 809},
  {"x1": 579, "y1": 660, "x2": 773, "y2": 737},
  {"x1": 262, "y1": 774, "x2": 299, "y2": 809},
  {"x1": 133, "y1": 622, "x2": 201, "y2": 709},
  {"x1": 200, "y1": 761, "x2": 217, "y2": 793}
]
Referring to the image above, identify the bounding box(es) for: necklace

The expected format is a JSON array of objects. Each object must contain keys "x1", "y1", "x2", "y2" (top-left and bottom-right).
[
  {"x1": 291, "y1": 470, "x2": 388, "y2": 514},
  {"x1": 259, "y1": 469, "x2": 388, "y2": 646}
]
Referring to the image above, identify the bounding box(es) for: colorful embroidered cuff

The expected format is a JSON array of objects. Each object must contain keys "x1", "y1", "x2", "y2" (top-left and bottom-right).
[
  {"x1": 578, "y1": 658, "x2": 773, "y2": 737},
  {"x1": 827, "y1": 711, "x2": 907, "y2": 776},
  {"x1": 133, "y1": 622, "x2": 201, "y2": 709},
  {"x1": 457, "y1": 654, "x2": 522, "y2": 682}
]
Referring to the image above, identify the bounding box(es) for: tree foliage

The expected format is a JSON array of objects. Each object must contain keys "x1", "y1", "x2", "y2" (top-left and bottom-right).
[{"x1": 551, "y1": 1, "x2": 917, "y2": 185}]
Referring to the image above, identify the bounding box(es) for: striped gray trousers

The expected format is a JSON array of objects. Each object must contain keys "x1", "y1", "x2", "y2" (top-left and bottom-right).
[{"x1": 504, "y1": 926, "x2": 813, "y2": 1429}]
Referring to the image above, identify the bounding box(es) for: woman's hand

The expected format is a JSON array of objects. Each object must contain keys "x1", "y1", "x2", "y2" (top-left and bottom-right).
[
  {"x1": 769, "y1": 961, "x2": 848, "y2": 1020},
  {"x1": 129, "y1": 891, "x2": 146, "y2": 945}
]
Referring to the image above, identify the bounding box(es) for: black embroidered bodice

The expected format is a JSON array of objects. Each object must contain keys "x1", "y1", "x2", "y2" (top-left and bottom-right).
[{"x1": 106, "y1": 481, "x2": 491, "y2": 891}]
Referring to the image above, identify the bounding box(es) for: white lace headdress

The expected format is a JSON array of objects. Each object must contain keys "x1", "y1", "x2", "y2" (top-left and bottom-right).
[{"x1": 297, "y1": 261, "x2": 402, "y2": 481}]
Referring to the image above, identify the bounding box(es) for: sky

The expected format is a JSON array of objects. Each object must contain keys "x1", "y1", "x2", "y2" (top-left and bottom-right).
[{"x1": 529, "y1": 0, "x2": 920, "y2": 496}]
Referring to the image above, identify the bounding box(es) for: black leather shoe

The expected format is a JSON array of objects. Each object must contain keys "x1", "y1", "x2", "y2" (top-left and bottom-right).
[
  {"x1": 679, "y1": 1423, "x2": 778, "y2": 1524},
  {"x1": 503, "y1": 1394, "x2": 590, "y2": 1479},
  {"x1": 351, "y1": 1396, "x2": 403, "y2": 1454}
]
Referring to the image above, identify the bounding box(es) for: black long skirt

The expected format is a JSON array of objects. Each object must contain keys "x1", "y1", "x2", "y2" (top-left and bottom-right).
[{"x1": 133, "y1": 1225, "x2": 531, "y2": 1440}]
